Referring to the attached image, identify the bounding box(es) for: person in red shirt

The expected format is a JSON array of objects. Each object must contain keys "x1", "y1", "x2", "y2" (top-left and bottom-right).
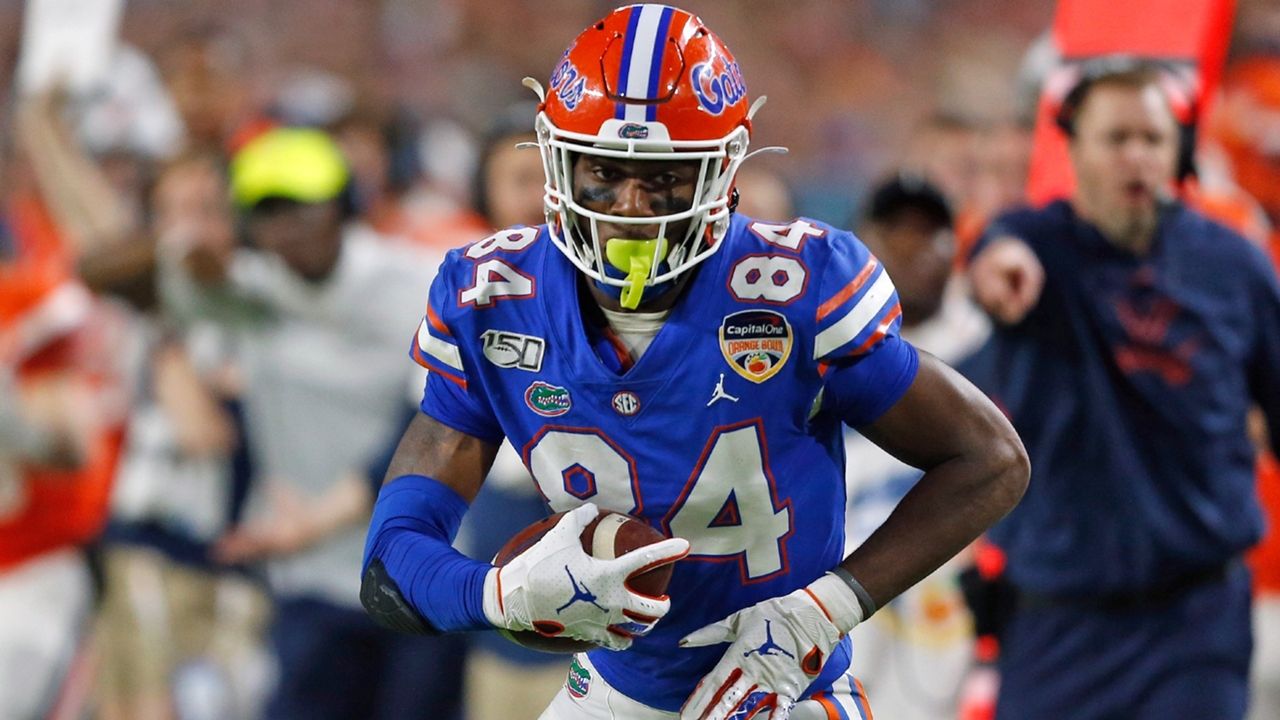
[{"x1": 0, "y1": 185, "x2": 128, "y2": 718}]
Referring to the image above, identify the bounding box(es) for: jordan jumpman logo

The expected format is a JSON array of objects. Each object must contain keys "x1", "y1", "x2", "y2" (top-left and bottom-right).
[
  {"x1": 706, "y1": 373, "x2": 740, "y2": 406},
  {"x1": 556, "y1": 566, "x2": 607, "y2": 614},
  {"x1": 742, "y1": 619, "x2": 794, "y2": 659}
]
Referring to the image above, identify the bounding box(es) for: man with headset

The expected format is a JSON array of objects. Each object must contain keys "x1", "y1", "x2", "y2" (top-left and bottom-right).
[{"x1": 968, "y1": 58, "x2": 1280, "y2": 718}]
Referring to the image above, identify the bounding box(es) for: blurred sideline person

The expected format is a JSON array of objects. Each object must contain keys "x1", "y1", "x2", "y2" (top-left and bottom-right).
[
  {"x1": 843, "y1": 175, "x2": 990, "y2": 720},
  {"x1": 1210, "y1": 56, "x2": 1280, "y2": 263},
  {"x1": 160, "y1": 127, "x2": 464, "y2": 720},
  {"x1": 731, "y1": 165, "x2": 796, "y2": 221},
  {"x1": 967, "y1": 59, "x2": 1280, "y2": 719},
  {"x1": 0, "y1": 139, "x2": 129, "y2": 720},
  {"x1": 1206, "y1": 55, "x2": 1280, "y2": 720},
  {"x1": 96, "y1": 152, "x2": 271, "y2": 720},
  {"x1": 158, "y1": 24, "x2": 270, "y2": 155}
]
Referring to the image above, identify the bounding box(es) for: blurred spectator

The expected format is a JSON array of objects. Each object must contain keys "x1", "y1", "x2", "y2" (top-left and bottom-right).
[
  {"x1": 95, "y1": 152, "x2": 271, "y2": 720},
  {"x1": 1250, "y1": 432, "x2": 1280, "y2": 720},
  {"x1": 157, "y1": 25, "x2": 267, "y2": 154},
  {"x1": 901, "y1": 113, "x2": 982, "y2": 211},
  {"x1": 0, "y1": 129, "x2": 130, "y2": 720},
  {"x1": 1205, "y1": 54, "x2": 1280, "y2": 720},
  {"x1": 967, "y1": 59, "x2": 1280, "y2": 719},
  {"x1": 732, "y1": 165, "x2": 797, "y2": 221},
  {"x1": 1209, "y1": 55, "x2": 1280, "y2": 261},
  {"x1": 330, "y1": 104, "x2": 436, "y2": 246},
  {"x1": 960, "y1": 120, "x2": 1034, "y2": 258},
  {"x1": 159, "y1": 127, "x2": 464, "y2": 720},
  {"x1": 844, "y1": 174, "x2": 990, "y2": 720}
]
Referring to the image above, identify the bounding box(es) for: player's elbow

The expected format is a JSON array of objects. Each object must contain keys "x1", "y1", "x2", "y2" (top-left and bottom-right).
[
  {"x1": 986, "y1": 431, "x2": 1030, "y2": 518},
  {"x1": 360, "y1": 555, "x2": 439, "y2": 635}
]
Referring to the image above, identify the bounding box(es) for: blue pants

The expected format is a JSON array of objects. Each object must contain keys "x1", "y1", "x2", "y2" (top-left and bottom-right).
[
  {"x1": 267, "y1": 596, "x2": 467, "y2": 720},
  {"x1": 997, "y1": 564, "x2": 1252, "y2": 720}
]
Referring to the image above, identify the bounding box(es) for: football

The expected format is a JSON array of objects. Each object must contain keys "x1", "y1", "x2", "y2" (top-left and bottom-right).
[{"x1": 492, "y1": 507, "x2": 675, "y2": 653}]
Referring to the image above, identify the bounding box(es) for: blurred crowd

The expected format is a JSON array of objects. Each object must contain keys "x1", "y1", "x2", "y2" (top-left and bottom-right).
[{"x1": 1, "y1": 1, "x2": 1279, "y2": 719}]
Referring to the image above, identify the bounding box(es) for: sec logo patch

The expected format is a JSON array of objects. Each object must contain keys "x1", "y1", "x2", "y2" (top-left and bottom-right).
[
  {"x1": 719, "y1": 310, "x2": 792, "y2": 383},
  {"x1": 611, "y1": 391, "x2": 640, "y2": 416}
]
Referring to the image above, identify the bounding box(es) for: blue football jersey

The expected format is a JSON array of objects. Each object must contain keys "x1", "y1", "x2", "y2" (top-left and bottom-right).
[{"x1": 411, "y1": 212, "x2": 916, "y2": 711}]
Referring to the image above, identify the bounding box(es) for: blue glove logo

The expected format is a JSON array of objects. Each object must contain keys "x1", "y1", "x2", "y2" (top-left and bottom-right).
[
  {"x1": 556, "y1": 566, "x2": 606, "y2": 613},
  {"x1": 742, "y1": 620, "x2": 794, "y2": 659}
]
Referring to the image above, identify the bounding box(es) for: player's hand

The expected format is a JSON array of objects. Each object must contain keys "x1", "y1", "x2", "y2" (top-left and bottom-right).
[
  {"x1": 483, "y1": 503, "x2": 690, "y2": 651},
  {"x1": 969, "y1": 236, "x2": 1044, "y2": 325},
  {"x1": 679, "y1": 575, "x2": 863, "y2": 719}
]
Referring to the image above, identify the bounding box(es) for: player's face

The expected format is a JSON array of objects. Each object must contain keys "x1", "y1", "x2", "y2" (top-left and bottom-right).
[
  {"x1": 571, "y1": 155, "x2": 700, "y2": 244},
  {"x1": 1069, "y1": 83, "x2": 1179, "y2": 239}
]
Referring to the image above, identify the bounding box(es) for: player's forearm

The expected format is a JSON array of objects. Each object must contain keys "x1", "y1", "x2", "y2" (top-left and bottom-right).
[
  {"x1": 841, "y1": 352, "x2": 1030, "y2": 612},
  {"x1": 362, "y1": 473, "x2": 494, "y2": 634},
  {"x1": 842, "y1": 433, "x2": 1028, "y2": 610}
]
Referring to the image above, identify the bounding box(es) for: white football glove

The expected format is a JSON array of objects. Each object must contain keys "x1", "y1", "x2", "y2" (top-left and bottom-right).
[
  {"x1": 482, "y1": 503, "x2": 690, "y2": 651},
  {"x1": 679, "y1": 574, "x2": 865, "y2": 720}
]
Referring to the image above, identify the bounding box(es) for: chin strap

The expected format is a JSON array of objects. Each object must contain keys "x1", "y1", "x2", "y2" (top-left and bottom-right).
[{"x1": 602, "y1": 237, "x2": 669, "y2": 310}]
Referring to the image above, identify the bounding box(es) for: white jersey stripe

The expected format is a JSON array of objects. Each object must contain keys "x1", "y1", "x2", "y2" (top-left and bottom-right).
[
  {"x1": 623, "y1": 4, "x2": 666, "y2": 122},
  {"x1": 837, "y1": 673, "x2": 862, "y2": 718},
  {"x1": 417, "y1": 320, "x2": 463, "y2": 371},
  {"x1": 813, "y1": 269, "x2": 896, "y2": 359}
]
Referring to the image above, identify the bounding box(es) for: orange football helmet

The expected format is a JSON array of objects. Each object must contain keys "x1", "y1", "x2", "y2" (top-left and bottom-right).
[{"x1": 532, "y1": 4, "x2": 758, "y2": 294}]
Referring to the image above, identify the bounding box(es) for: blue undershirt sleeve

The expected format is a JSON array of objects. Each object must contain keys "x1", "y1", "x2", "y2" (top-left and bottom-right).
[{"x1": 361, "y1": 474, "x2": 493, "y2": 633}]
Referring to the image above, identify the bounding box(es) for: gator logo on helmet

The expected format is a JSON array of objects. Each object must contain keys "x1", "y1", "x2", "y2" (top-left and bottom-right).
[
  {"x1": 617, "y1": 123, "x2": 650, "y2": 139},
  {"x1": 691, "y1": 60, "x2": 747, "y2": 116}
]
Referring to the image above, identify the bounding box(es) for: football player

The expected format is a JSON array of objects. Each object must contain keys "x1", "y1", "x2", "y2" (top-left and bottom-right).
[{"x1": 362, "y1": 5, "x2": 1028, "y2": 719}]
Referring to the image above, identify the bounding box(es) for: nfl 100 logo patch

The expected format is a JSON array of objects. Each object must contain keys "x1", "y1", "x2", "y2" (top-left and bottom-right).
[
  {"x1": 718, "y1": 309, "x2": 792, "y2": 383},
  {"x1": 481, "y1": 329, "x2": 545, "y2": 371}
]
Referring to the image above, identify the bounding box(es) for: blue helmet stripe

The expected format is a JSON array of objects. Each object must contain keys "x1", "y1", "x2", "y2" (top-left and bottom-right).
[
  {"x1": 644, "y1": 5, "x2": 675, "y2": 121},
  {"x1": 615, "y1": 6, "x2": 644, "y2": 119}
]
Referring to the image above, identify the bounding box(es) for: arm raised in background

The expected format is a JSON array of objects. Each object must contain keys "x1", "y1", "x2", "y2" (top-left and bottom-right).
[{"x1": 969, "y1": 236, "x2": 1045, "y2": 325}]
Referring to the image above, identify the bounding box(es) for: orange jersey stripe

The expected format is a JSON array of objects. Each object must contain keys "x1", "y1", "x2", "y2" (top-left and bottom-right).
[
  {"x1": 426, "y1": 305, "x2": 452, "y2": 337},
  {"x1": 854, "y1": 678, "x2": 875, "y2": 720},
  {"x1": 817, "y1": 259, "x2": 878, "y2": 322},
  {"x1": 812, "y1": 691, "x2": 843, "y2": 720},
  {"x1": 411, "y1": 344, "x2": 468, "y2": 390},
  {"x1": 849, "y1": 303, "x2": 903, "y2": 357}
]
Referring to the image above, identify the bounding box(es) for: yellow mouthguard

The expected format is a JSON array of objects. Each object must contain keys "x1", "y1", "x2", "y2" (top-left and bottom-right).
[{"x1": 605, "y1": 237, "x2": 669, "y2": 310}]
